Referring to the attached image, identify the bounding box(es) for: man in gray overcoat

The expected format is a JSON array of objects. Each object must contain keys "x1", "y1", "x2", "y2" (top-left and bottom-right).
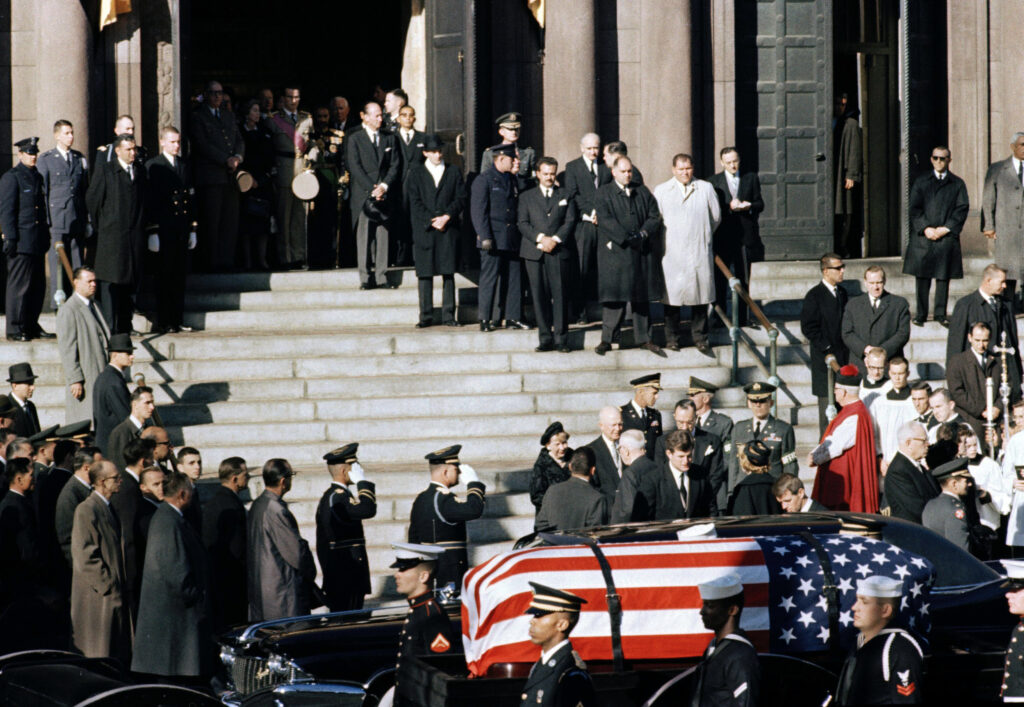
[
  {"x1": 982, "y1": 131, "x2": 1024, "y2": 309},
  {"x1": 56, "y1": 266, "x2": 109, "y2": 425},
  {"x1": 247, "y1": 458, "x2": 316, "y2": 621}
]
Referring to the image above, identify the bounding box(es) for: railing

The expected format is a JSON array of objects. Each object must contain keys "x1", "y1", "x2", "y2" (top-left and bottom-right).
[
  {"x1": 826, "y1": 357, "x2": 841, "y2": 421},
  {"x1": 712, "y1": 256, "x2": 780, "y2": 416}
]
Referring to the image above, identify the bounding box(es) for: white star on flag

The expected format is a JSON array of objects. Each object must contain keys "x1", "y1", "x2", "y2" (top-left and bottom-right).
[
  {"x1": 871, "y1": 552, "x2": 888, "y2": 565},
  {"x1": 839, "y1": 610, "x2": 853, "y2": 627},
  {"x1": 797, "y1": 611, "x2": 815, "y2": 627},
  {"x1": 919, "y1": 602, "x2": 929, "y2": 616},
  {"x1": 893, "y1": 564, "x2": 910, "y2": 579},
  {"x1": 780, "y1": 566, "x2": 796, "y2": 579},
  {"x1": 817, "y1": 626, "x2": 830, "y2": 642},
  {"x1": 855, "y1": 563, "x2": 872, "y2": 577},
  {"x1": 833, "y1": 553, "x2": 850, "y2": 567},
  {"x1": 797, "y1": 578, "x2": 815, "y2": 596},
  {"x1": 816, "y1": 595, "x2": 828, "y2": 611},
  {"x1": 910, "y1": 557, "x2": 927, "y2": 568},
  {"x1": 773, "y1": 545, "x2": 790, "y2": 555},
  {"x1": 837, "y1": 577, "x2": 854, "y2": 593},
  {"x1": 795, "y1": 555, "x2": 813, "y2": 568},
  {"x1": 779, "y1": 596, "x2": 796, "y2": 612},
  {"x1": 826, "y1": 538, "x2": 844, "y2": 545},
  {"x1": 780, "y1": 628, "x2": 796, "y2": 644},
  {"x1": 901, "y1": 596, "x2": 909, "y2": 610},
  {"x1": 849, "y1": 542, "x2": 867, "y2": 553},
  {"x1": 910, "y1": 582, "x2": 923, "y2": 598}
]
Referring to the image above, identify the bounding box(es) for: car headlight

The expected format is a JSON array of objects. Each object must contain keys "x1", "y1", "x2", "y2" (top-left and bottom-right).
[{"x1": 266, "y1": 653, "x2": 312, "y2": 681}]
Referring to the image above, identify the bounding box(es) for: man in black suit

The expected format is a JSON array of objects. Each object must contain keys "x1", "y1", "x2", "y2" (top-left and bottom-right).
[
  {"x1": 346, "y1": 101, "x2": 402, "y2": 289},
  {"x1": 563, "y1": 133, "x2": 610, "y2": 323},
  {"x1": 709, "y1": 147, "x2": 764, "y2": 326},
  {"x1": 55, "y1": 449, "x2": 94, "y2": 567},
  {"x1": 34, "y1": 436, "x2": 77, "y2": 593},
  {"x1": 7, "y1": 363, "x2": 40, "y2": 437},
  {"x1": 107, "y1": 386, "x2": 155, "y2": 473},
  {"x1": 594, "y1": 155, "x2": 663, "y2": 356},
  {"x1": 202, "y1": 457, "x2": 249, "y2": 630},
  {"x1": 391, "y1": 104, "x2": 427, "y2": 269},
  {"x1": 947, "y1": 322, "x2": 1014, "y2": 439},
  {"x1": 38, "y1": 120, "x2": 89, "y2": 309},
  {"x1": 657, "y1": 399, "x2": 727, "y2": 509},
  {"x1": 2, "y1": 137, "x2": 51, "y2": 341},
  {"x1": 135, "y1": 465, "x2": 164, "y2": 552},
  {"x1": 0, "y1": 458, "x2": 42, "y2": 606},
  {"x1": 111, "y1": 436, "x2": 154, "y2": 620},
  {"x1": 801, "y1": 253, "x2": 850, "y2": 432},
  {"x1": 947, "y1": 264, "x2": 1023, "y2": 389},
  {"x1": 620, "y1": 372, "x2": 663, "y2": 458},
  {"x1": 840, "y1": 265, "x2": 911, "y2": 374},
  {"x1": 518, "y1": 156, "x2": 577, "y2": 352},
  {"x1": 405, "y1": 134, "x2": 466, "y2": 328},
  {"x1": 584, "y1": 406, "x2": 624, "y2": 505},
  {"x1": 883, "y1": 421, "x2": 938, "y2": 523},
  {"x1": 536, "y1": 447, "x2": 607, "y2": 532},
  {"x1": 85, "y1": 134, "x2": 147, "y2": 335},
  {"x1": 92, "y1": 333, "x2": 133, "y2": 456},
  {"x1": 146, "y1": 127, "x2": 195, "y2": 333},
  {"x1": 772, "y1": 474, "x2": 827, "y2": 513}
]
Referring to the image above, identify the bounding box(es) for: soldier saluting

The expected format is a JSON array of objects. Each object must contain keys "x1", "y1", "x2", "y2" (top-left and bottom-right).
[
  {"x1": 520, "y1": 582, "x2": 596, "y2": 707},
  {"x1": 407, "y1": 445, "x2": 486, "y2": 590},
  {"x1": 315, "y1": 443, "x2": 377, "y2": 612}
]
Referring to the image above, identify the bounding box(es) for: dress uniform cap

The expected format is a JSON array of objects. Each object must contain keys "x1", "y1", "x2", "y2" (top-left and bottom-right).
[
  {"x1": 27, "y1": 424, "x2": 59, "y2": 445},
  {"x1": 540, "y1": 421, "x2": 565, "y2": 446},
  {"x1": 54, "y1": 419, "x2": 91, "y2": 440},
  {"x1": 323, "y1": 442, "x2": 359, "y2": 465},
  {"x1": 629, "y1": 372, "x2": 662, "y2": 389},
  {"x1": 488, "y1": 143, "x2": 517, "y2": 159},
  {"x1": 930, "y1": 456, "x2": 971, "y2": 481},
  {"x1": 1003, "y1": 560, "x2": 1024, "y2": 589},
  {"x1": 743, "y1": 440, "x2": 772, "y2": 468},
  {"x1": 426, "y1": 444, "x2": 462, "y2": 465},
  {"x1": 742, "y1": 381, "x2": 775, "y2": 401},
  {"x1": 0, "y1": 395, "x2": 17, "y2": 418},
  {"x1": 856, "y1": 575, "x2": 903, "y2": 598},
  {"x1": 495, "y1": 112, "x2": 522, "y2": 128},
  {"x1": 836, "y1": 364, "x2": 862, "y2": 387},
  {"x1": 390, "y1": 542, "x2": 444, "y2": 569},
  {"x1": 524, "y1": 582, "x2": 587, "y2": 616},
  {"x1": 7, "y1": 362, "x2": 37, "y2": 383},
  {"x1": 676, "y1": 522, "x2": 717, "y2": 539},
  {"x1": 107, "y1": 333, "x2": 135, "y2": 353},
  {"x1": 14, "y1": 137, "x2": 39, "y2": 155},
  {"x1": 698, "y1": 573, "x2": 744, "y2": 601},
  {"x1": 687, "y1": 376, "x2": 719, "y2": 395},
  {"x1": 422, "y1": 134, "x2": 444, "y2": 151}
]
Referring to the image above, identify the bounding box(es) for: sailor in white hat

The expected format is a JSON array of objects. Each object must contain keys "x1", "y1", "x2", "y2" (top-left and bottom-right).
[
  {"x1": 691, "y1": 573, "x2": 760, "y2": 706},
  {"x1": 835, "y1": 575, "x2": 924, "y2": 705},
  {"x1": 1000, "y1": 560, "x2": 1024, "y2": 701}
]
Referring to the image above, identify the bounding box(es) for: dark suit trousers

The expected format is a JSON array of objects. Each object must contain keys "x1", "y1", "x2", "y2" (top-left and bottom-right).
[
  {"x1": 602, "y1": 301, "x2": 650, "y2": 344},
  {"x1": 97, "y1": 279, "x2": 134, "y2": 335},
  {"x1": 153, "y1": 237, "x2": 188, "y2": 328},
  {"x1": 478, "y1": 249, "x2": 522, "y2": 323},
  {"x1": 197, "y1": 183, "x2": 240, "y2": 271},
  {"x1": 575, "y1": 221, "x2": 598, "y2": 316},
  {"x1": 47, "y1": 230, "x2": 84, "y2": 308},
  {"x1": 418, "y1": 275, "x2": 455, "y2": 322},
  {"x1": 524, "y1": 255, "x2": 569, "y2": 346},
  {"x1": 355, "y1": 213, "x2": 396, "y2": 286},
  {"x1": 915, "y1": 277, "x2": 949, "y2": 320},
  {"x1": 664, "y1": 304, "x2": 709, "y2": 347},
  {"x1": 5, "y1": 253, "x2": 44, "y2": 335}
]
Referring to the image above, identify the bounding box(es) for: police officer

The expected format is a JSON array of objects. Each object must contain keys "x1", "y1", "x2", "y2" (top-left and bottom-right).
[
  {"x1": 620, "y1": 372, "x2": 663, "y2": 458},
  {"x1": 407, "y1": 445, "x2": 486, "y2": 590},
  {"x1": 480, "y1": 112, "x2": 536, "y2": 191},
  {"x1": 690, "y1": 574, "x2": 760, "y2": 706},
  {"x1": 315, "y1": 443, "x2": 377, "y2": 612},
  {"x1": 727, "y1": 382, "x2": 797, "y2": 496},
  {"x1": 1, "y1": 137, "x2": 51, "y2": 342},
  {"x1": 471, "y1": 143, "x2": 529, "y2": 331},
  {"x1": 520, "y1": 582, "x2": 596, "y2": 707},
  {"x1": 921, "y1": 457, "x2": 972, "y2": 553},
  {"x1": 1000, "y1": 559, "x2": 1024, "y2": 702},
  {"x1": 836, "y1": 575, "x2": 924, "y2": 705}
]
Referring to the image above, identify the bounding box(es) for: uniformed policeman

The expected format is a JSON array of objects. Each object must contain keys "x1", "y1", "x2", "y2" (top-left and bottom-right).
[
  {"x1": 621, "y1": 372, "x2": 663, "y2": 459},
  {"x1": 727, "y1": 382, "x2": 797, "y2": 495},
  {"x1": 520, "y1": 582, "x2": 596, "y2": 707},
  {"x1": 315, "y1": 442, "x2": 377, "y2": 612},
  {"x1": 921, "y1": 457, "x2": 971, "y2": 553},
  {"x1": 689, "y1": 376, "x2": 735, "y2": 446},
  {"x1": 836, "y1": 575, "x2": 924, "y2": 705},
  {"x1": 690, "y1": 573, "x2": 760, "y2": 706},
  {"x1": 407, "y1": 445, "x2": 486, "y2": 590},
  {"x1": 480, "y1": 111, "x2": 537, "y2": 191},
  {"x1": 1000, "y1": 559, "x2": 1024, "y2": 702},
  {"x1": 1, "y1": 137, "x2": 51, "y2": 342}
]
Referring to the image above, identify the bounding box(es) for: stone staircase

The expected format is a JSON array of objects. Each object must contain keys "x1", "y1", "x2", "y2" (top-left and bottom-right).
[{"x1": 0, "y1": 255, "x2": 1012, "y2": 601}]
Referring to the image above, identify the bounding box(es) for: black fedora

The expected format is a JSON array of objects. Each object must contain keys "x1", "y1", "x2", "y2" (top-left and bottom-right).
[{"x1": 7, "y1": 362, "x2": 37, "y2": 384}]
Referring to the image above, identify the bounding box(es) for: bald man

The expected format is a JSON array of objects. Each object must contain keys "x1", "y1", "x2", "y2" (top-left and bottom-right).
[{"x1": 584, "y1": 406, "x2": 624, "y2": 504}]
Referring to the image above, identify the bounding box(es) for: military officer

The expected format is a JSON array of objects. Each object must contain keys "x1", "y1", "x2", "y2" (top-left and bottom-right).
[
  {"x1": 921, "y1": 457, "x2": 971, "y2": 553},
  {"x1": 2, "y1": 137, "x2": 52, "y2": 342},
  {"x1": 520, "y1": 582, "x2": 596, "y2": 707},
  {"x1": 620, "y1": 372, "x2": 663, "y2": 459},
  {"x1": 836, "y1": 575, "x2": 924, "y2": 705},
  {"x1": 689, "y1": 376, "x2": 735, "y2": 446},
  {"x1": 480, "y1": 112, "x2": 537, "y2": 191},
  {"x1": 315, "y1": 443, "x2": 377, "y2": 612},
  {"x1": 407, "y1": 445, "x2": 486, "y2": 590},
  {"x1": 727, "y1": 382, "x2": 797, "y2": 496},
  {"x1": 1000, "y1": 559, "x2": 1024, "y2": 702},
  {"x1": 690, "y1": 574, "x2": 760, "y2": 706},
  {"x1": 268, "y1": 87, "x2": 315, "y2": 269}
]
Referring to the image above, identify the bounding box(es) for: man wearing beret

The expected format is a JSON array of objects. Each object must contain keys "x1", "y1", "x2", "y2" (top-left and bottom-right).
[
  {"x1": 480, "y1": 112, "x2": 536, "y2": 191},
  {"x1": 727, "y1": 382, "x2": 797, "y2": 498},
  {"x1": 316, "y1": 443, "x2": 377, "y2": 611},
  {"x1": 519, "y1": 582, "x2": 595, "y2": 707},
  {"x1": 921, "y1": 458, "x2": 972, "y2": 553},
  {"x1": 621, "y1": 373, "x2": 663, "y2": 458}
]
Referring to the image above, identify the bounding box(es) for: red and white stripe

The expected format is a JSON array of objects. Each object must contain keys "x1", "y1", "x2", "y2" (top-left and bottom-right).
[{"x1": 461, "y1": 538, "x2": 770, "y2": 677}]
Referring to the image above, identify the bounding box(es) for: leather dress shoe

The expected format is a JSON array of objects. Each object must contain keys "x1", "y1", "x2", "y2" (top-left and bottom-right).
[
  {"x1": 505, "y1": 319, "x2": 531, "y2": 330},
  {"x1": 535, "y1": 342, "x2": 555, "y2": 352},
  {"x1": 359, "y1": 282, "x2": 376, "y2": 290},
  {"x1": 480, "y1": 320, "x2": 494, "y2": 332},
  {"x1": 6, "y1": 333, "x2": 29, "y2": 342},
  {"x1": 33, "y1": 328, "x2": 56, "y2": 339},
  {"x1": 640, "y1": 341, "x2": 666, "y2": 357},
  {"x1": 695, "y1": 341, "x2": 715, "y2": 357},
  {"x1": 416, "y1": 320, "x2": 433, "y2": 329},
  {"x1": 443, "y1": 320, "x2": 462, "y2": 328},
  {"x1": 935, "y1": 317, "x2": 949, "y2": 328},
  {"x1": 912, "y1": 317, "x2": 926, "y2": 327},
  {"x1": 595, "y1": 342, "x2": 611, "y2": 356},
  {"x1": 665, "y1": 341, "x2": 681, "y2": 352},
  {"x1": 557, "y1": 345, "x2": 571, "y2": 353}
]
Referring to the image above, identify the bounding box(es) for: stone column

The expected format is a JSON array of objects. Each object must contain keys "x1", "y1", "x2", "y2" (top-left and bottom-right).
[
  {"x1": 402, "y1": 0, "x2": 428, "y2": 118},
  {"x1": 35, "y1": 0, "x2": 92, "y2": 154},
  {"x1": 711, "y1": 0, "x2": 735, "y2": 159},
  {"x1": 542, "y1": 0, "x2": 596, "y2": 161}
]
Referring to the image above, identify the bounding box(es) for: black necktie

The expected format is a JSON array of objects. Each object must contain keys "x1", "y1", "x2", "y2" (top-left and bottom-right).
[
  {"x1": 215, "y1": 108, "x2": 220, "y2": 119},
  {"x1": 1018, "y1": 160, "x2": 1023, "y2": 186},
  {"x1": 679, "y1": 475, "x2": 688, "y2": 508},
  {"x1": 65, "y1": 152, "x2": 71, "y2": 167},
  {"x1": 754, "y1": 421, "x2": 762, "y2": 440},
  {"x1": 590, "y1": 161, "x2": 598, "y2": 187},
  {"x1": 24, "y1": 401, "x2": 39, "y2": 433},
  {"x1": 990, "y1": 297, "x2": 1000, "y2": 314}
]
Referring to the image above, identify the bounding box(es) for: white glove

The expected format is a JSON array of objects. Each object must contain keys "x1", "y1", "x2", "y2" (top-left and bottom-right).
[
  {"x1": 459, "y1": 463, "x2": 479, "y2": 484},
  {"x1": 348, "y1": 462, "x2": 366, "y2": 483},
  {"x1": 307, "y1": 146, "x2": 320, "y2": 162},
  {"x1": 148, "y1": 234, "x2": 160, "y2": 252},
  {"x1": 188, "y1": 231, "x2": 197, "y2": 250}
]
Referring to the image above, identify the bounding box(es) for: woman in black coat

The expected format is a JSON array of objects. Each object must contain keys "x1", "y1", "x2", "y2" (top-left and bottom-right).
[
  {"x1": 529, "y1": 421, "x2": 572, "y2": 511},
  {"x1": 238, "y1": 99, "x2": 277, "y2": 270},
  {"x1": 727, "y1": 440, "x2": 783, "y2": 516}
]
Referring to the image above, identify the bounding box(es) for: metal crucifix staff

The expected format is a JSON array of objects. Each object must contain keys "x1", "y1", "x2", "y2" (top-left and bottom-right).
[{"x1": 994, "y1": 330, "x2": 1016, "y2": 453}]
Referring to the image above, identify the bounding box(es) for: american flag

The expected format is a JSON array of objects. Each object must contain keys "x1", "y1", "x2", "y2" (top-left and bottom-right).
[{"x1": 460, "y1": 534, "x2": 934, "y2": 677}]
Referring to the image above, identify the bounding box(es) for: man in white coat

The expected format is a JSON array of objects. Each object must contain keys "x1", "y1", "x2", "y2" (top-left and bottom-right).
[
  {"x1": 56, "y1": 267, "x2": 109, "y2": 424},
  {"x1": 654, "y1": 153, "x2": 720, "y2": 356}
]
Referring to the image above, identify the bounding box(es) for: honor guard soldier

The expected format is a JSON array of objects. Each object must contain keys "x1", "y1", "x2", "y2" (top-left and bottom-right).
[
  {"x1": 316, "y1": 443, "x2": 377, "y2": 612},
  {"x1": 1001, "y1": 560, "x2": 1024, "y2": 702},
  {"x1": 408, "y1": 445, "x2": 486, "y2": 591},
  {"x1": 921, "y1": 457, "x2": 972, "y2": 553},
  {"x1": 520, "y1": 582, "x2": 596, "y2": 707},
  {"x1": 727, "y1": 382, "x2": 797, "y2": 496},
  {"x1": 621, "y1": 373, "x2": 663, "y2": 459},
  {"x1": 690, "y1": 574, "x2": 760, "y2": 707},
  {"x1": 689, "y1": 376, "x2": 735, "y2": 447},
  {"x1": 480, "y1": 112, "x2": 537, "y2": 191},
  {"x1": 836, "y1": 575, "x2": 924, "y2": 705}
]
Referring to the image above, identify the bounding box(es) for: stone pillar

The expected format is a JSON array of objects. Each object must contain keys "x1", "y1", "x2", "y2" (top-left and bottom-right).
[
  {"x1": 542, "y1": 0, "x2": 596, "y2": 162},
  {"x1": 401, "y1": 0, "x2": 428, "y2": 121},
  {"x1": 109, "y1": 10, "x2": 144, "y2": 147},
  {"x1": 710, "y1": 0, "x2": 735, "y2": 162},
  {"x1": 36, "y1": 0, "x2": 93, "y2": 156}
]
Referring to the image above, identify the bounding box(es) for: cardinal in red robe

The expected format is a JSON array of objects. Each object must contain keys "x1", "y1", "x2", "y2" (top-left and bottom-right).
[{"x1": 810, "y1": 364, "x2": 880, "y2": 513}]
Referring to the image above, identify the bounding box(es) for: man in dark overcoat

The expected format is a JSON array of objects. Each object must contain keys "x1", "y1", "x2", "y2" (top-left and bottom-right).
[
  {"x1": 834, "y1": 93, "x2": 863, "y2": 257},
  {"x1": 840, "y1": 265, "x2": 910, "y2": 374},
  {"x1": 92, "y1": 333, "x2": 134, "y2": 456},
  {"x1": 800, "y1": 253, "x2": 850, "y2": 433},
  {"x1": 947, "y1": 321, "x2": 1014, "y2": 439},
  {"x1": 405, "y1": 134, "x2": 466, "y2": 327},
  {"x1": 593, "y1": 155, "x2": 663, "y2": 356},
  {"x1": 563, "y1": 132, "x2": 611, "y2": 322},
  {"x1": 201, "y1": 456, "x2": 249, "y2": 630},
  {"x1": 902, "y1": 146, "x2": 969, "y2": 326},
  {"x1": 947, "y1": 264, "x2": 1023, "y2": 390}
]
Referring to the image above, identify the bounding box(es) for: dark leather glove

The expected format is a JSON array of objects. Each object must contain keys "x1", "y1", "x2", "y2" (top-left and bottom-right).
[{"x1": 2, "y1": 239, "x2": 15, "y2": 257}]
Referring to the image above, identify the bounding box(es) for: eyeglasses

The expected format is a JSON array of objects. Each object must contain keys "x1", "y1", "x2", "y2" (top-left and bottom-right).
[
  {"x1": 930, "y1": 155, "x2": 949, "y2": 161},
  {"x1": 825, "y1": 264, "x2": 846, "y2": 270}
]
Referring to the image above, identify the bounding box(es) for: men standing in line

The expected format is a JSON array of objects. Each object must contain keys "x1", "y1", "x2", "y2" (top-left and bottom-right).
[
  {"x1": 479, "y1": 112, "x2": 537, "y2": 191},
  {"x1": 134, "y1": 466, "x2": 163, "y2": 551},
  {"x1": 660, "y1": 399, "x2": 728, "y2": 510},
  {"x1": 55, "y1": 450, "x2": 95, "y2": 566},
  {"x1": 655, "y1": 153, "x2": 720, "y2": 355},
  {"x1": 112, "y1": 437, "x2": 154, "y2": 620},
  {"x1": 0, "y1": 458, "x2": 41, "y2": 604},
  {"x1": 882, "y1": 421, "x2": 938, "y2": 523},
  {"x1": 947, "y1": 322, "x2": 1008, "y2": 440},
  {"x1": 405, "y1": 134, "x2": 466, "y2": 328},
  {"x1": 316, "y1": 443, "x2": 377, "y2": 612},
  {"x1": 247, "y1": 458, "x2": 316, "y2": 621},
  {"x1": 92, "y1": 333, "x2": 133, "y2": 455},
  {"x1": 709, "y1": 147, "x2": 763, "y2": 328},
  {"x1": 691, "y1": 574, "x2": 760, "y2": 706},
  {"x1": 202, "y1": 457, "x2": 249, "y2": 630},
  {"x1": 689, "y1": 377, "x2": 734, "y2": 445},
  {"x1": 982, "y1": 132, "x2": 1024, "y2": 309},
  {"x1": 594, "y1": 155, "x2": 664, "y2": 356},
  {"x1": 57, "y1": 267, "x2": 109, "y2": 425},
  {"x1": 518, "y1": 156, "x2": 576, "y2": 352},
  {"x1": 840, "y1": 265, "x2": 911, "y2": 374},
  {"x1": 801, "y1": 253, "x2": 850, "y2": 433},
  {"x1": 564, "y1": 133, "x2": 609, "y2": 323},
  {"x1": 472, "y1": 143, "x2": 527, "y2": 331},
  {"x1": 535, "y1": 448, "x2": 606, "y2": 532},
  {"x1": 519, "y1": 583, "x2": 596, "y2": 707},
  {"x1": 833, "y1": 92, "x2": 863, "y2": 258},
  {"x1": 728, "y1": 382, "x2": 798, "y2": 493},
  {"x1": 2, "y1": 137, "x2": 51, "y2": 342},
  {"x1": 269, "y1": 86, "x2": 315, "y2": 270},
  {"x1": 146, "y1": 126, "x2": 196, "y2": 333},
  {"x1": 903, "y1": 145, "x2": 969, "y2": 326},
  {"x1": 86, "y1": 134, "x2": 147, "y2": 335},
  {"x1": 585, "y1": 406, "x2": 625, "y2": 505},
  {"x1": 107, "y1": 387, "x2": 155, "y2": 473},
  {"x1": 408, "y1": 445, "x2": 486, "y2": 589},
  {"x1": 947, "y1": 264, "x2": 1023, "y2": 391},
  {"x1": 620, "y1": 373, "x2": 663, "y2": 458},
  {"x1": 382, "y1": 88, "x2": 408, "y2": 135},
  {"x1": 38, "y1": 120, "x2": 89, "y2": 308},
  {"x1": 7, "y1": 362, "x2": 40, "y2": 437},
  {"x1": 346, "y1": 101, "x2": 401, "y2": 289}
]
